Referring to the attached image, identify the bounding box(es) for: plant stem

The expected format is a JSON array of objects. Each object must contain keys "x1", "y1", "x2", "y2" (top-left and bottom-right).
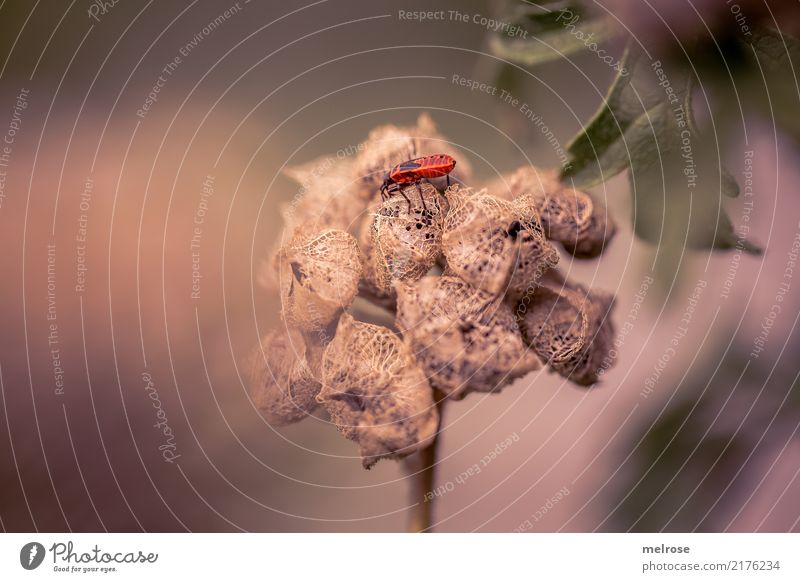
[
  {"x1": 405, "y1": 434, "x2": 439, "y2": 533},
  {"x1": 405, "y1": 390, "x2": 445, "y2": 533}
]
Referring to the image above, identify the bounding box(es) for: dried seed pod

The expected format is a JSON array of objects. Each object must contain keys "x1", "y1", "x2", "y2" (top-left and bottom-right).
[
  {"x1": 486, "y1": 166, "x2": 562, "y2": 202},
  {"x1": 353, "y1": 113, "x2": 473, "y2": 196},
  {"x1": 442, "y1": 185, "x2": 559, "y2": 299},
  {"x1": 281, "y1": 155, "x2": 371, "y2": 232},
  {"x1": 357, "y1": 212, "x2": 397, "y2": 310},
  {"x1": 278, "y1": 226, "x2": 363, "y2": 336},
  {"x1": 318, "y1": 313, "x2": 439, "y2": 469},
  {"x1": 490, "y1": 166, "x2": 616, "y2": 258},
  {"x1": 260, "y1": 156, "x2": 370, "y2": 292},
  {"x1": 248, "y1": 328, "x2": 321, "y2": 426},
  {"x1": 560, "y1": 207, "x2": 616, "y2": 259},
  {"x1": 518, "y1": 276, "x2": 616, "y2": 386},
  {"x1": 370, "y1": 182, "x2": 446, "y2": 294},
  {"x1": 395, "y1": 276, "x2": 541, "y2": 399},
  {"x1": 518, "y1": 284, "x2": 589, "y2": 365}
]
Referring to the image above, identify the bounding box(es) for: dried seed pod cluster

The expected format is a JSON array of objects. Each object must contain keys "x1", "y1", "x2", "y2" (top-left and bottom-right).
[
  {"x1": 250, "y1": 114, "x2": 619, "y2": 469},
  {"x1": 261, "y1": 114, "x2": 471, "y2": 291}
]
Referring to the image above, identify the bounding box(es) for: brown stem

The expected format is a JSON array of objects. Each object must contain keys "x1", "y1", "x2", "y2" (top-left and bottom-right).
[
  {"x1": 404, "y1": 390, "x2": 445, "y2": 533},
  {"x1": 405, "y1": 434, "x2": 439, "y2": 533}
]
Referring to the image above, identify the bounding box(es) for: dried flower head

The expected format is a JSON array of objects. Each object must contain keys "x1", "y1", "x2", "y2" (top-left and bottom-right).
[
  {"x1": 252, "y1": 114, "x2": 620, "y2": 483},
  {"x1": 489, "y1": 166, "x2": 616, "y2": 258},
  {"x1": 278, "y1": 226, "x2": 364, "y2": 336},
  {"x1": 395, "y1": 276, "x2": 541, "y2": 399},
  {"x1": 248, "y1": 327, "x2": 321, "y2": 426},
  {"x1": 442, "y1": 184, "x2": 559, "y2": 298},
  {"x1": 317, "y1": 313, "x2": 439, "y2": 469},
  {"x1": 518, "y1": 275, "x2": 616, "y2": 385}
]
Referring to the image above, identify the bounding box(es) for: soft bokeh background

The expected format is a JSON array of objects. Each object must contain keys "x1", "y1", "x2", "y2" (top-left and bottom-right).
[{"x1": 0, "y1": 0, "x2": 798, "y2": 532}]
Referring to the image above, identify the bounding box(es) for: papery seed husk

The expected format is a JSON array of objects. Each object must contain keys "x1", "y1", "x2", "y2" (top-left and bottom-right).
[
  {"x1": 371, "y1": 182, "x2": 446, "y2": 294},
  {"x1": 357, "y1": 212, "x2": 398, "y2": 310},
  {"x1": 278, "y1": 226, "x2": 363, "y2": 336},
  {"x1": 395, "y1": 276, "x2": 541, "y2": 399},
  {"x1": 488, "y1": 166, "x2": 616, "y2": 258},
  {"x1": 442, "y1": 184, "x2": 559, "y2": 299},
  {"x1": 261, "y1": 156, "x2": 370, "y2": 292},
  {"x1": 281, "y1": 155, "x2": 372, "y2": 232},
  {"x1": 560, "y1": 208, "x2": 616, "y2": 259},
  {"x1": 487, "y1": 166, "x2": 562, "y2": 203},
  {"x1": 318, "y1": 313, "x2": 439, "y2": 469},
  {"x1": 519, "y1": 274, "x2": 616, "y2": 386},
  {"x1": 248, "y1": 328, "x2": 321, "y2": 426}
]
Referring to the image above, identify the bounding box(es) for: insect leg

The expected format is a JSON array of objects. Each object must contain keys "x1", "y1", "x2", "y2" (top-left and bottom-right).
[
  {"x1": 415, "y1": 181, "x2": 428, "y2": 212},
  {"x1": 400, "y1": 187, "x2": 412, "y2": 214}
]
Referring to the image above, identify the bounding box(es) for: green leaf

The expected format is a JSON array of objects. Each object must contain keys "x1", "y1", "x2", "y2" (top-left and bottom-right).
[
  {"x1": 562, "y1": 46, "x2": 642, "y2": 184},
  {"x1": 563, "y1": 45, "x2": 691, "y2": 185},
  {"x1": 561, "y1": 49, "x2": 757, "y2": 254},
  {"x1": 489, "y1": 3, "x2": 622, "y2": 68},
  {"x1": 625, "y1": 99, "x2": 757, "y2": 254}
]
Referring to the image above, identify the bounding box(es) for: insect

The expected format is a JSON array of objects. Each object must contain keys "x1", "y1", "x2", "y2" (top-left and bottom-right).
[{"x1": 380, "y1": 153, "x2": 456, "y2": 212}]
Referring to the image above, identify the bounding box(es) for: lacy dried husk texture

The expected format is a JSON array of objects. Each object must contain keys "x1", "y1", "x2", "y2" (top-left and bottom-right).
[
  {"x1": 395, "y1": 276, "x2": 540, "y2": 399},
  {"x1": 249, "y1": 327, "x2": 321, "y2": 426},
  {"x1": 277, "y1": 226, "x2": 363, "y2": 337},
  {"x1": 370, "y1": 182, "x2": 446, "y2": 294},
  {"x1": 518, "y1": 273, "x2": 616, "y2": 385},
  {"x1": 442, "y1": 185, "x2": 559, "y2": 299},
  {"x1": 488, "y1": 166, "x2": 616, "y2": 258},
  {"x1": 318, "y1": 314, "x2": 439, "y2": 469},
  {"x1": 250, "y1": 115, "x2": 618, "y2": 468}
]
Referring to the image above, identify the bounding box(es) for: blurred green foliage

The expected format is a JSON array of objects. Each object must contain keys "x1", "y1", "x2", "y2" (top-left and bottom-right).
[
  {"x1": 610, "y1": 337, "x2": 800, "y2": 531},
  {"x1": 485, "y1": 1, "x2": 800, "y2": 274}
]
